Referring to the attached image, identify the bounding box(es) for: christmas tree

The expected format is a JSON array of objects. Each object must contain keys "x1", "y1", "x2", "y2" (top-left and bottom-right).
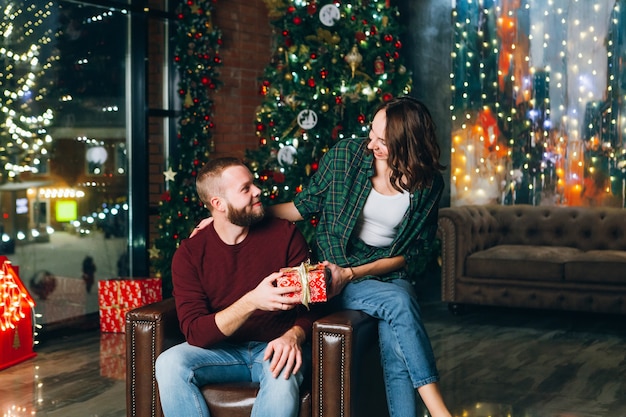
[
  {"x1": 0, "y1": 1, "x2": 57, "y2": 182},
  {"x1": 247, "y1": 0, "x2": 412, "y2": 243},
  {"x1": 154, "y1": 0, "x2": 222, "y2": 297}
]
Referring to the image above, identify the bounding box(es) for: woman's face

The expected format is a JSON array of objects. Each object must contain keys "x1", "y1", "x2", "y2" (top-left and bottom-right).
[{"x1": 367, "y1": 110, "x2": 389, "y2": 160}]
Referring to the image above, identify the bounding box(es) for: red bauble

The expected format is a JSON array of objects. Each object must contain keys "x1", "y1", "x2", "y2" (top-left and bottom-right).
[
  {"x1": 307, "y1": 2, "x2": 317, "y2": 14},
  {"x1": 355, "y1": 32, "x2": 366, "y2": 42},
  {"x1": 307, "y1": 77, "x2": 316, "y2": 87},
  {"x1": 287, "y1": 5, "x2": 296, "y2": 13},
  {"x1": 311, "y1": 161, "x2": 319, "y2": 171},
  {"x1": 320, "y1": 69, "x2": 328, "y2": 79},
  {"x1": 395, "y1": 40, "x2": 402, "y2": 49},
  {"x1": 384, "y1": 34, "x2": 393, "y2": 42},
  {"x1": 310, "y1": 52, "x2": 318, "y2": 60},
  {"x1": 201, "y1": 77, "x2": 209, "y2": 85},
  {"x1": 383, "y1": 93, "x2": 393, "y2": 101},
  {"x1": 256, "y1": 123, "x2": 265, "y2": 131},
  {"x1": 274, "y1": 172, "x2": 286, "y2": 183},
  {"x1": 335, "y1": 96, "x2": 343, "y2": 105},
  {"x1": 293, "y1": 16, "x2": 302, "y2": 25},
  {"x1": 310, "y1": 218, "x2": 319, "y2": 227},
  {"x1": 357, "y1": 114, "x2": 366, "y2": 124}
]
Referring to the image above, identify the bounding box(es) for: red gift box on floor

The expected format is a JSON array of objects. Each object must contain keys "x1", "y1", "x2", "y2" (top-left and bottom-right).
[
  {"x1": 278, "y1": 262, "x2": 330, "y2": 307},
  {"x1": 98, "y1": 278, "x2": 162, "y2": 333}
]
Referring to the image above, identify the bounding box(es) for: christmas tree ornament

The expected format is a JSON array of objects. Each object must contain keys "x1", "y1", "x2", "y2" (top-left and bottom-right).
[
  {"x1": 277, "y1": 145, "x2": 298, "y2": 166},
  {"x1": 374, "y1": 56, "x2": 385, "y2": 75},
  {"x1": 163, "y1": 167, "x2": 177, "y2": 181},
  {"x1": 344, "y1": 45, "x2": 363, "y2": 78},
  {"x1": 319, "y1": 4, "x2": 340, "y2": 27},
  {"x1": 297, "y1": 109, "x2": 318, "y2": 130}
]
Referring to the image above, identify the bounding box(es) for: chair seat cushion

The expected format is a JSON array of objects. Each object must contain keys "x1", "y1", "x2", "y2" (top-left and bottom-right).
[{"x1": 201, "y1": 383, "x2": 311, "y2": 417}]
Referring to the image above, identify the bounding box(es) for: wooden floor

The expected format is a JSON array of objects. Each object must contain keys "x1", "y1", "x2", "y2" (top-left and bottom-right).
[{"x1": 1, "y1": 300, "x2": 625, "y2": 417}]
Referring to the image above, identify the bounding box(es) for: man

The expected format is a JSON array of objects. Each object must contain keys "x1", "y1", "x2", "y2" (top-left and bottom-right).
[{"x1": 155, "y1": 157, "x2": 320, "y2": 417}]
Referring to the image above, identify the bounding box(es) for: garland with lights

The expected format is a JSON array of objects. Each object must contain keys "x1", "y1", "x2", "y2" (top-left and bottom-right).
[
  {"x1": 0, "y1": 1, "x2": 56, "y2": 182},
  {"x1": 153, "y1": 0, "x2": 223, "y2": 297},
  {"x1": 246, "y1": 0, "x2": 412, "y2": 245}
]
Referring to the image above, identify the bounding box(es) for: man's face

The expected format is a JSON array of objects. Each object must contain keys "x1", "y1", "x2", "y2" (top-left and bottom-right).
[{"x1": 221, "y1": 165, "x2": 264, "y2": 227}]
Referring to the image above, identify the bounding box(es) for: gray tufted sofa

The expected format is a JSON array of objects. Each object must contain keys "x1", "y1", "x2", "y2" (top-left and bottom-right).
[{"x1": 438, "y1": 204, "x2": 626, "y2": 315}]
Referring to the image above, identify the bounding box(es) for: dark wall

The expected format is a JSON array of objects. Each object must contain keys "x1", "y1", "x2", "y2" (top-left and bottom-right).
[{"x1": 398, "y1": 0, "x2": 453, "y2": 207}]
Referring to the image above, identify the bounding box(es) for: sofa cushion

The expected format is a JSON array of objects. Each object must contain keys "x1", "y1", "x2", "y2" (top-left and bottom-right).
[
  {"x1": 466, "y1": 245, "x2": 583, "y2": 281},
  {"x1": 564, "y1": 250, "x2": 626, "y2": 284}
]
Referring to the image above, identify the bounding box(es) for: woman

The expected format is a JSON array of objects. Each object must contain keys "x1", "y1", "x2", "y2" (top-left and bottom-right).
[
  {"x1": 193, "y1": 97, "x2": 450, "y2": 416},
  {"x1": 269, "y1": 96, "x2": 450, "y2": 417}
]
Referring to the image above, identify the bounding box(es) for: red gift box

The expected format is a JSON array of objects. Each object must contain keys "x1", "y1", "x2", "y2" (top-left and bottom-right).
[
  {"x1": 278, "y1": 262, "x2": 329, "y2": 307},
  {"x1": 98, "y1": 278, "x2": 162, "y2": 333}
]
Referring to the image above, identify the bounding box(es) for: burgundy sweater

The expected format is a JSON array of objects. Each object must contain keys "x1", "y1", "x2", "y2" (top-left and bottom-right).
[{"x1": 171, "y1": 217, "x2": 317, "y2": 348}]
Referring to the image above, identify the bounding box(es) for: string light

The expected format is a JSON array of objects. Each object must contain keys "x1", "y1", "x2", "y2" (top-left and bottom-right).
[
  {"x1": 0, "y1": 1, "x2": 57, "y2": 180},
  {"x1": 451, "y1": 0, "x2": 625, "y2": 207}
]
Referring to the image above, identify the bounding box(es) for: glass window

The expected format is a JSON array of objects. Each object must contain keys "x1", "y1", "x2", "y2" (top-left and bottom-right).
[
  {"x1": 451, "y1": 0, "x2": 625, "y2": 207},
  {"x1": 1, "y1": 1, "x2": 133, "y2": 327}
]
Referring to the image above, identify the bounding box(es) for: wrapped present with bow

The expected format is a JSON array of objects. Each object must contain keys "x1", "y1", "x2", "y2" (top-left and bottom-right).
[{"x1": 277, "y1": 262, "x2": 331, "y2": 308}]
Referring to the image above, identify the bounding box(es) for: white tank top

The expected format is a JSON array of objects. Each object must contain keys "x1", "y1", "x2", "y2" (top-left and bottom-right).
[{"x1": 356, "y1": 188, "x2": 410, "y2": 247}]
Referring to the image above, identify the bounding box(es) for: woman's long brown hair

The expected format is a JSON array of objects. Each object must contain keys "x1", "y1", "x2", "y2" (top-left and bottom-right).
[{"x1": 374, "y1": 97, "x2": 445, "y2": 193}]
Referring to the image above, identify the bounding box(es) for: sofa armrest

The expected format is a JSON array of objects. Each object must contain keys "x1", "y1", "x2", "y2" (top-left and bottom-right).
[
  {"x1": 312, "y1": 309, "x2": 386, "y2": 417},
  {"x1": 126, "y1": 298, "x2": 184, "y2": 417},
  {"x1": 438, "y1": 205, "x2": 500, "y2": 302}
]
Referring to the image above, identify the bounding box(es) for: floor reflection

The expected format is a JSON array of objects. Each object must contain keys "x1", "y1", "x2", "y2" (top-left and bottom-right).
[{"x1": 0, "y1": 301, "x2": 624, "y2": 417}]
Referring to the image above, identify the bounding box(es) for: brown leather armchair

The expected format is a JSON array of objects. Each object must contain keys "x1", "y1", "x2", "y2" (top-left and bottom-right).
[{"x1": 126, "y1": 298, "x2": 388, "y2": 417}]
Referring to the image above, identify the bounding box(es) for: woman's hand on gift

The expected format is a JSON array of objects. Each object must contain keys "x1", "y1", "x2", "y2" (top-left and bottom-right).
[
  {"x1": 190, "y1": 217, "x2": 213, "y2": 238},
  {"x1": 321, "y1": 261, "x2": 354, "y2": 298},
  {"x1": 264, "y1": 326, "x2": 305, "y2": 378}
]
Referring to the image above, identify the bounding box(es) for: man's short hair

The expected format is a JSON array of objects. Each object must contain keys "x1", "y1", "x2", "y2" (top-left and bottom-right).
[{"x1": 196, "y1": 157, "x2": 247, "y2": 209}]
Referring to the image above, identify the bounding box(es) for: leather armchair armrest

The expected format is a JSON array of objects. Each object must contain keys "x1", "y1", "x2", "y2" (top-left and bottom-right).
[
  {"x1": 126, "y1": 298, "x2": 184, "y2": 417},
  {"x1": 313, "y1": 309, "x2": 386, "y2": 417}
]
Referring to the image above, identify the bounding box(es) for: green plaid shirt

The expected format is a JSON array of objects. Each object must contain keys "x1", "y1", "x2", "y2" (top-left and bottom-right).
[{"x1": 294, "y1": 137, "x2": 444, "y2": 282}]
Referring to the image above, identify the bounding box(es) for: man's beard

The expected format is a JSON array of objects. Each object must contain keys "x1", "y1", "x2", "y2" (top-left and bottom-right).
[{"x1": 227, "y1": 202, "x2": 265, "y2": 227}]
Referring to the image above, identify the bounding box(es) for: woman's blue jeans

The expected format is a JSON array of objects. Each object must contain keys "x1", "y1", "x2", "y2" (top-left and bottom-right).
[
  {"x1": 335, "y1": 278, "x2": 439, "y2": 417},
  {"x1": 155, "y1": 341, "x2": 306, "y2": 417}
]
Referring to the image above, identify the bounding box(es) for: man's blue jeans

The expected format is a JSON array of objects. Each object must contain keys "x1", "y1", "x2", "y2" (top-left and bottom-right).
[
  {"x1": 335, "y1": 278, "x2": 439, "y2": 417},
  {"x1": 155, "y1": 341, "x2": 306, "y2": 417}
]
